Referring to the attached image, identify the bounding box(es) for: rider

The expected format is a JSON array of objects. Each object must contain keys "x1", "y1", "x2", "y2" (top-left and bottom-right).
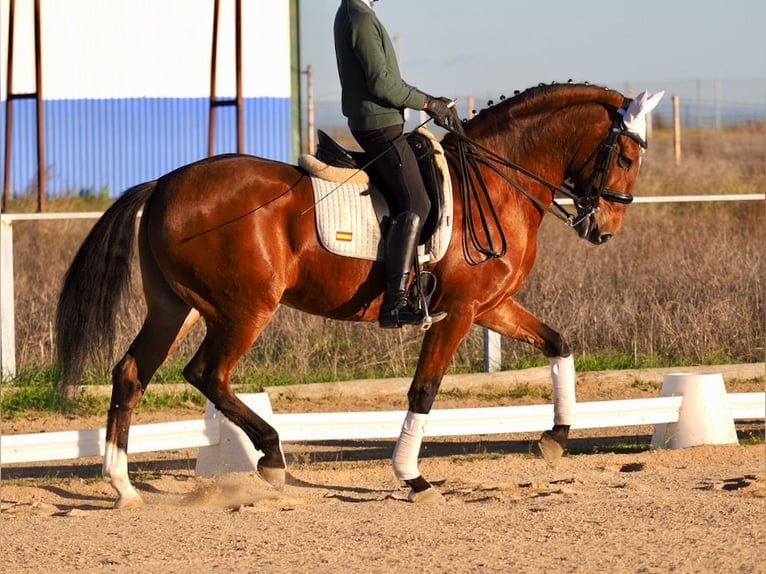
[{"x1": 334, "y1": 0, "x2": 457, "y2": 329}]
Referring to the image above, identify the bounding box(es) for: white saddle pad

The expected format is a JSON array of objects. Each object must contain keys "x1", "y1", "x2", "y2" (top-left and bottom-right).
[{"x1": 301, "y1": 129, "x2": 453, "y2": 263}]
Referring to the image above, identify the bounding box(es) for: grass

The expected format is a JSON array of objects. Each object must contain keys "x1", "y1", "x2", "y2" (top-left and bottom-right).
[
  {"x1": 1, "y1": 365, "x2": 207, "y2": 417},
  {"x1": 0, "y1": 386, "x2": 207, "y2": 418},
  {"x1": 738, "y1": 429, "x2": 765, "y2": 446}
]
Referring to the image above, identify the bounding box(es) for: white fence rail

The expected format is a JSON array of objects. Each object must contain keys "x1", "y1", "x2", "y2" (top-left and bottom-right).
[
  {"x1": 2, "y1": 391, "x2": 763, "y2": 466},
  {"x1": 2, "y1": 193, "x2": 765, "y2": 378}
]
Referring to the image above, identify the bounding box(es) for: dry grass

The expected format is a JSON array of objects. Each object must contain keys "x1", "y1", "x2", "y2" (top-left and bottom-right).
[{"x1": 7, "y1": 126, "x2": 765, "y2": 386}]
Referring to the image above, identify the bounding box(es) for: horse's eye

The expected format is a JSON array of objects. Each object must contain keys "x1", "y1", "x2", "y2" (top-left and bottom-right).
[{"x1": 617, "y1": 154, "x2": 633, "y2": 170}]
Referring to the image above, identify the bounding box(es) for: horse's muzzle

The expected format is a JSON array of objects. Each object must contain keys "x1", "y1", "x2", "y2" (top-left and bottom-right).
[{"x1": 573, "y1": 213, "x2": 612, "y2": 245}]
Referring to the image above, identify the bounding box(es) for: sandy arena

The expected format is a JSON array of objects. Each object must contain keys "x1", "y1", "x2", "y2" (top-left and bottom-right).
[{"x1": 2, "y1": 368, "x2": 764, "y2": 573}]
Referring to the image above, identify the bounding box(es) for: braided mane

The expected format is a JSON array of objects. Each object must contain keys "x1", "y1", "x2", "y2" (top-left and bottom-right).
[{"x1": 465, "y1": 82, "x2": 626, "y2": 129}]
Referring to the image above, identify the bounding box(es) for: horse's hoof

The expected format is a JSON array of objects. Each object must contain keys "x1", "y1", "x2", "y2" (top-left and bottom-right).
[
  {"x1": 258, "y1": 466, "x2": 286, "y2": 491},
  {"x1": 538, "y1": 432, "x2": 565, "y2": 468},
  {"x1": 113, "y1": 492, "x2": 144, "y2": 509},
  {"x1": 408, "y1": 487, "x2": 445, "y2": 504}
]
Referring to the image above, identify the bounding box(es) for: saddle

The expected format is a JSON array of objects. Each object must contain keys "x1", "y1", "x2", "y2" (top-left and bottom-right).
[
  {"x1": 299, "y1": 128, "x2": 453, "y2": 264},
  {"x1": 315, "y1": 129, "x2": 444, "y2": 242}
]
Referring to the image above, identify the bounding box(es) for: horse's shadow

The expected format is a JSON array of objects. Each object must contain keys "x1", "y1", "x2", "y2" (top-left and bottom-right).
[
  {"x1": 32, "y1": 485, "x2": 113, "y2": 511},
  {"x1": 283, "y1": 471, "x2": 400, "y2": 504}
]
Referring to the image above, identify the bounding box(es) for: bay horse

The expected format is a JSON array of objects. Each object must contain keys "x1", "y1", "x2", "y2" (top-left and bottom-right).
[{"x1": 56, "y1": 83, "x2": 663, "y2": 507}]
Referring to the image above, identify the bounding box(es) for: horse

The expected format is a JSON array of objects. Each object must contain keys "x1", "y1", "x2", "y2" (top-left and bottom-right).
[{"x1": 56, "y1": 83, "x2": 663, "y2": 507}]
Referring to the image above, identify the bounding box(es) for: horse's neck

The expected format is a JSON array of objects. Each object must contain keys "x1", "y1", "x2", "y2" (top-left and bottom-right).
[{"x1": 456, "y1": 118, "x2": 569, "y2": 203}]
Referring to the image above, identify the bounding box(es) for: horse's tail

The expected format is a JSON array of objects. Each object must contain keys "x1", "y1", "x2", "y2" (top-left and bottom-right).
[{"x1": 55, "y1": 180, "x2": 157, "y2": 396}]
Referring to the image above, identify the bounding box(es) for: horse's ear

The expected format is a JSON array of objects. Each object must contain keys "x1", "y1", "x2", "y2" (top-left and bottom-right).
[
  {"x1": 622, "y1": 90, "x2": 665, "y2": 139},
  {"x1": 639, "y1": 90, "x2": 664, "y2": 115},
  {"x1": 627, "y1": 90, "x2": 664, "y2": 119}
]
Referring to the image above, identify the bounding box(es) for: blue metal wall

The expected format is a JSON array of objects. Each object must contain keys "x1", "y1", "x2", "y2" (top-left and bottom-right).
[{"x1": 1, "y1": 96, "x2": 291, "y2": 197}]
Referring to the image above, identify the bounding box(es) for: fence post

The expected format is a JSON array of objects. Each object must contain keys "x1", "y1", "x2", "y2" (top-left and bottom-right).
[
  {"x1": 306, "y1": 65, "x2": 315, "y2": 154},
  {"x1": 0, "y1": 216, "x2": 17, "y2": 378},
  {"x1": 672, "y1": 95, "x2": 681, "y2": 165},
  {"x1": 483, "y1": 329, "x2": 501, "y2": 372}
]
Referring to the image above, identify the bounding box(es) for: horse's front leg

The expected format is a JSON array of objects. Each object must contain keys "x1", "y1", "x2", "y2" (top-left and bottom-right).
[
  {"x1": 393, "y1": 314, "x2": 475, "y2": 503},
  {"x1": 478, "y1": 298, "x2": 575, "y2": 465}
]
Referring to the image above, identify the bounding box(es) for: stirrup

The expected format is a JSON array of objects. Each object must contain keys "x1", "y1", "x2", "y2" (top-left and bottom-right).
[
  {"x1": 378, "y1": 297, "x2": 447, "y2": 330},
  {"x1": 418, "y1": 310, "x2": 447, "y2": 331},
  {"x1": 379, "y1": 299, "x2": 425, "y2": 329},
  {"x1": 410, "y1": 266, "x2": 446, "y2": 330}
]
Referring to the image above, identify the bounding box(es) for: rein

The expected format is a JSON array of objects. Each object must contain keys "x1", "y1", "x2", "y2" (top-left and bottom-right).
[{"x1": 441, "y1": 98, "x2": 645, "y2": 264}]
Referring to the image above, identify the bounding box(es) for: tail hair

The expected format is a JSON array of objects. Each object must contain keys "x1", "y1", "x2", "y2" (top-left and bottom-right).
[{"x1": 55, "y1": 180, "x2": 156, "y2": 393}]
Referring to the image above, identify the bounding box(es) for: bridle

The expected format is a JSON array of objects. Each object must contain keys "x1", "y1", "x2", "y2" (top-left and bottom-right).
[
  {"x1": 561, "y1": 97, "x2": 647, "y2": 226},
  {"x1": 441, "y1": 97, "x2": 646, "y2": 264}
]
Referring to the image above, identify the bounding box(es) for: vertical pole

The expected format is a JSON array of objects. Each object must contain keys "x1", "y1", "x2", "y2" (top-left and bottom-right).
[
  {"x1": 289, "y1": 0, "x2": 302, "y2": 162},
  {"x1": 2, "y1": 0, "x2": 45, "y2": 213},
  {"x1": 673, "y1": 95, "x2": 681, "y2": 166},
  {"x1": 208, "y1": 0, "x2": 220, "y2": 157},
  {"x1": 208, "y1": 0, "x2": 243, "y2": 156},
  {"x1": 235, "y1": 0, "x2": 243, "y2": 154},
  {"x1": 3, "y1": 0, "x2": 17, "y2": 213},
  {"x1": 0, "y1": 217, "x2": 16, "y2": 378},
  {"x1": 466, "y1": 95, "x2": 474, "y2": 119},
  {"x1": 306, "y1": 65, "x2": 315, "y2": 154},
  {"x1": 695, "y1": 78, "x2": 701, "y2": 129},
  {"x1": 714, "y1": 79, "x2": 721, "y2": 130},
  {"x1": 34, "y1": 0, "x2": 45, "y2": 212}
]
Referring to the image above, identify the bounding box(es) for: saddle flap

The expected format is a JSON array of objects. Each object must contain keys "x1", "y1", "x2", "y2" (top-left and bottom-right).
[{"x1": 406, "y1": 130, "x2": 444, "y2": 241}]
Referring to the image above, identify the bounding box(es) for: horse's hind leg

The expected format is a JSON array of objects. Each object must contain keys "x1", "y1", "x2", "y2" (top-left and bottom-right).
[
  {"x1": 183, "y1": 318, "x2": 286, "y2": 490},
  {"x1": 104, "y1": 306, "x2": 198, "y2": 508}
]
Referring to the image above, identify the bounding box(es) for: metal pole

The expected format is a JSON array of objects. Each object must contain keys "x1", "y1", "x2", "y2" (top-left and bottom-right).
[
  {"x1": 235, "y1": 0, "x2": 243, "y2": 154},
  {"x1": 34, "y1": 0, "x2": 45, "y2": 212},
  {"x1": 2, "y1": 0, "x2": 17, "y2": 213},
  {"x1": 208, "y1": 0, "x2": 243, "y2": 156},
  {"x1": 208, "y1": 0, "x2": 220, "y2": 157}
]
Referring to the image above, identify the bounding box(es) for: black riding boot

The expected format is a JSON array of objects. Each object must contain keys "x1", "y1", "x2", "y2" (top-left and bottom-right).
[{"x1": 379, "y1": 212, "x2": 425, "y2": 329}]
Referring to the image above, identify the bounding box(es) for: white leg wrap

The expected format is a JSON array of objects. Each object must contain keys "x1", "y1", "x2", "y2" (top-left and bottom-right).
[
  {"x1": 392, "y1": 411, "x2": 427, "y2": 481},
  {"x1": 103, "y1": 443, "x2": 141, "y2": 506},
  {"x1": 550, "y1": 355, "x2": 576, "y2": 426}
]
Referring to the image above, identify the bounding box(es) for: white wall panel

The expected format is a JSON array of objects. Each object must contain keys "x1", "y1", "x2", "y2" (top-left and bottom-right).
[{"x1": 1, "y1": 0, "x2": 290, "y2": 99}]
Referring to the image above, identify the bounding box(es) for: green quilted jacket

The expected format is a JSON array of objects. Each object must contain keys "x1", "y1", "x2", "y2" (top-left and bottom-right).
[{"x1": 334, "y1": 0, "x2": 428, "y2": 131}]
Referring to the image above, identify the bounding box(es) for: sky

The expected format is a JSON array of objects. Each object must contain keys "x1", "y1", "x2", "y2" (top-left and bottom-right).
[{"x1": 300, "y1": 0, "x2": 766, "y2": 118}]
